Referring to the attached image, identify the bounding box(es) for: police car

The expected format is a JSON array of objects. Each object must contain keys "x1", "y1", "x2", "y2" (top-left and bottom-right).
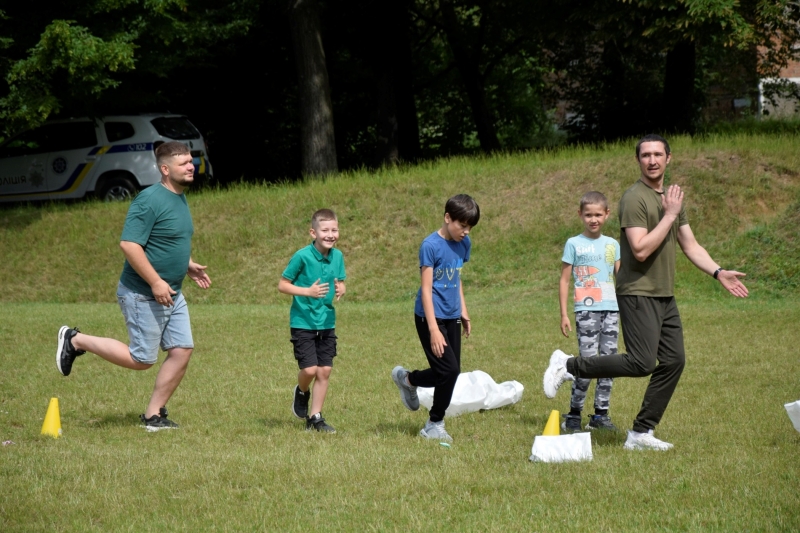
[{"x1": 0, "y1": 114, "x2": 213, "y2": 202}]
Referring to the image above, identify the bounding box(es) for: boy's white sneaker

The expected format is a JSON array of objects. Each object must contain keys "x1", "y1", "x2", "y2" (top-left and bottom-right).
[
  {"x1": 623, "y1": 429, "x2": 673, "y2": 451},
  {"x1": 543, "y1": 349, "x2": 574, "y2": 398},
  {"x1": 419, "y1": 419, "x2": 453, "y2": 442}
]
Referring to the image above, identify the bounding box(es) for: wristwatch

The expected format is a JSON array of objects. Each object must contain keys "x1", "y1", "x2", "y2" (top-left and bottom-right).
[{"x1": 713, "y1": 267, "x2": 723, "y2": 279}]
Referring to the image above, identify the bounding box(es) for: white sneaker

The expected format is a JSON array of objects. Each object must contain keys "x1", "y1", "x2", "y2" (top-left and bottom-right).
[
  {"x1": 623, "y1": 429, "x2": 673, "y2": 451},
  {"x1": 419, "y1": 419, "x2": 453, "y2": 443},
  {"x1": 543, "y1": 350, "x2": 575, "y2": 398}
]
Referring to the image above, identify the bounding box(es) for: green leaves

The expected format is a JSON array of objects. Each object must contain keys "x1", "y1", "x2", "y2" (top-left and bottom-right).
[{"x1": 0, "y1": 21, "x2": 135, "y2": 133}]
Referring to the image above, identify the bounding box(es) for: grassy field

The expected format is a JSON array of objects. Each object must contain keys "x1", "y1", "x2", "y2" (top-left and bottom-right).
[{"x1": 1, "y1": 133, "x2": 799, "y2": 531}]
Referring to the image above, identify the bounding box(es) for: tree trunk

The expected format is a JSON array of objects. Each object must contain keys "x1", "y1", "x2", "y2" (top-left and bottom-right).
[
  {"x1": 372, "y1": 0, "x2": 421, "y2": 166},
  {"x1": 288, "y1": 0, "x2": 338, "y2": 176},
  {"x1": 439, "y1": 0, "x2": 502, "y2": 152},
  {"x1": 662, "y1": 40, "x2": 696, "y2": 133}
]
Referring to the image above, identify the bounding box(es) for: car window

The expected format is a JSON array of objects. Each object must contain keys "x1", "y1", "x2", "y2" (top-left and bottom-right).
[
  {"x1": 150, "y1": 117, "x2": 201, "y2": 140},
  {"x1": 105, "y1": 121, "x2": 135, "y2": 142},
  {"x1": 45, "y1": 122, "x2": 98, "y2": 152}
]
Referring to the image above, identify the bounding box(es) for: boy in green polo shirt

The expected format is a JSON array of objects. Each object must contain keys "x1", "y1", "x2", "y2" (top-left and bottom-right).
[{"x1": 278, "y1": 209, "x2": 346, "y2": 433}]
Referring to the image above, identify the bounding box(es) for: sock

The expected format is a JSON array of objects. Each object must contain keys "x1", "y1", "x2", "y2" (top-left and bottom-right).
[
  {"x1": 569, "y1": 409, "x2": 581, "y2": 417},
  {"x1": 595, "y1": 409, "x2": 608, "y2": 416}
]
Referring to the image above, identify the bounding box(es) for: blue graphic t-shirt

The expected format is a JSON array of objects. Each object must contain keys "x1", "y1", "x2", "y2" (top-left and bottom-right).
[
  {"x1": 562, "y1": 234, "x2": 620, "y2": 312},
  {"x1": 414, "y1": 232, "x2": 471, "y2": 319}
]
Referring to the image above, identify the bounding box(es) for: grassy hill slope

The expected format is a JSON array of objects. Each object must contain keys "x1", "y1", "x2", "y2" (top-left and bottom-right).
[{"x1": 1, "y1": 133, "x2": 798, "y2": 304}]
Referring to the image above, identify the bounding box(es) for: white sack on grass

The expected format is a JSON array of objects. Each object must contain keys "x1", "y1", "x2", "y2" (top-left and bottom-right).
[
  {"x1": 785, "y1": 400, "x2": 800, "y2": 433},
  {"x1": 417, "y1": 370, "x2": 524, "y2": 418},
  {"x1": 530, "y1": 433, "x2": 593, "y2": 463}
]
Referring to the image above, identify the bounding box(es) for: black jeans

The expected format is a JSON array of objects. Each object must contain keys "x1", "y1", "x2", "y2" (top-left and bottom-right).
[
  {"x1": 408, "y1": 315, "x2": 462, "y2": 423},
  {"x1": 566, "y1": 295, "x2": 685, "y2": 433}
]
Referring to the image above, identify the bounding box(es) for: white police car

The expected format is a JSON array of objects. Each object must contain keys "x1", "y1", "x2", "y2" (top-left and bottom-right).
[{"x1": 0, "y1": 114, "x2": 213, "y2": 202}]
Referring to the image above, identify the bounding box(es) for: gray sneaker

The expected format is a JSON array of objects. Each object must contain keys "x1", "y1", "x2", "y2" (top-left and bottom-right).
[
  {"x1": 391, "y1": 366, "x2": 419, "y2": 411},
  {"x1": 586, "y1": 414, "x2": 617, "y2": 431},
  {"x1": 419, "y1": 419, "x2": 453, "y2": 442},
  {"x1": 623, "y1": 429, "x2": 673, "y2": 451}
]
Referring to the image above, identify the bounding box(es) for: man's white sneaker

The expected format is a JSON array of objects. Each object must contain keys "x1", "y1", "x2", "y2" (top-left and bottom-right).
[
  {"x1": 623, "y1": 429, "x2": 674, "y2": 451},
  {"x1": 543, "y1": 349, "x2": 574, "y2": 398}
]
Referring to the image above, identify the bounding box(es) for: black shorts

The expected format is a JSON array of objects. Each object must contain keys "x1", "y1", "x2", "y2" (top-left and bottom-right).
[{"x1": 290, "y1": 328, "x2": 337, "y2": 369}]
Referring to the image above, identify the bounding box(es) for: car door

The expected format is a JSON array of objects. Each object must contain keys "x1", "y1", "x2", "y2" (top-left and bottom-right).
[
  {"x1": 0, "y1": 128, "x2": 52, "y2": 201},
  {"x1": 41, "y1": 122, "x2": 101, "y2": 200}
]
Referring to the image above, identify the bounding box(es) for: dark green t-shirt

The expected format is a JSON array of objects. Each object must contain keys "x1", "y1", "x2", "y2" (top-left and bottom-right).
[
  {"x1": 282, "y1": 243, "x2": 346, "y2": 330},
  {"x1": 616, "y1": 179, "x2": 688, "y2": 297},
  {"x1": 119, "y1": 184, "x2": 194, "y2": 297}
]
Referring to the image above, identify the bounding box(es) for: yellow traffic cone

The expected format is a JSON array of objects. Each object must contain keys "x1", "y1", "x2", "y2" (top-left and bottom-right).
[
  {"x1": 41, "y1": 398, "x2": 62, "y2": 438},
  {"x1": 542, "y1": 409, "x2": 560, "y2": 436}
]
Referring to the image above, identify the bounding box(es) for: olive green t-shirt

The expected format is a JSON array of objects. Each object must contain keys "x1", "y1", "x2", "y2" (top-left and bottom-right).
[
  {"x1": 119, "y1": 184, "x2": 194, "y2": 297},
  {"x1": 616, "y1": 180, "x2": 688, "y2": 297}
]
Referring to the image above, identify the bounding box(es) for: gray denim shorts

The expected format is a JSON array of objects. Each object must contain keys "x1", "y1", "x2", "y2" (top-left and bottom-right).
[{"x1": 117, "y1": 282, "x2": 194, "y2": 364}]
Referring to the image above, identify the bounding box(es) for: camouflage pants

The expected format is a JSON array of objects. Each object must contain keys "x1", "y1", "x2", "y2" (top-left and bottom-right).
[{"x1": 570, "y1": 310, "x2": 619, "y2": 412}]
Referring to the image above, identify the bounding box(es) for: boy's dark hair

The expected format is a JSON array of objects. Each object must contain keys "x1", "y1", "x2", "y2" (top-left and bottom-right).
[
  {"x1": 155, "y1": 141, "x2": 190, "y2": 166},
  {"x1": 579, "y1": 191, "x2": 609, "y2": 211},
  {"x1": 445, "y1": 194, "x2": 480, "y2": 226},
  {"x1": 635, "y1": 134, "x2": 670, "y2": 159},
  {"x1": 311, "y1": 208, "x2": 337, "y2": 229}
]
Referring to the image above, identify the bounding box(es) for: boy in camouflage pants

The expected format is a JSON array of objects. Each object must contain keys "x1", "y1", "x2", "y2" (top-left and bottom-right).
[{"x1": 558, "y1": 191, "x2": 620, "y2": 432}]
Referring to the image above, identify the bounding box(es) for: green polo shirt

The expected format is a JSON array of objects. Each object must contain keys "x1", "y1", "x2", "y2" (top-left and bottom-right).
[
  {"x1": 282, "y1": 243, "x2": 347, "y2": 330},
  {"x1": 616, "y1": 179, "x2": 688, "y2": 297}
]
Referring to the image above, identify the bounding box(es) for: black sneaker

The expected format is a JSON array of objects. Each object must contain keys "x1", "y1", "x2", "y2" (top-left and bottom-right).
[
  {"x1": 292, "y1": 385, "x2": 310, "y2": 419},
  {"x1": 586, "y1": 414, "x2": 617, "y2": 431},
  {"x1": 561, "y1": 413, "x2": 583, "y2": 433},
  {"x1": 140, "y1": 407, "x2": 179, "y2": 432},
  {"x1": 306, "y1": 413, "x2": 336, "y2": 433},
  {"x1": 56, "y1": 326, "x2": 86, "y2": 376}
]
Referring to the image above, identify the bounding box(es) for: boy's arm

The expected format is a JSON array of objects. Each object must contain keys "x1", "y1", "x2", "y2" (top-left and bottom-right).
[
  {"x1": 278, "y1": 277, "x2": 330, "y2": 298},
  {"x1": 421, "y1": 266, "x2": 447, "y2": 357},
  {"x1": 614, "y1": 259, "x2": 620, "y2": 275},
  {"x1": 559, "y1": 262, "x2": 573, "y2": 338},
  {"x1": 459, "y1": 280, "x2": 470, "y2": 338}
]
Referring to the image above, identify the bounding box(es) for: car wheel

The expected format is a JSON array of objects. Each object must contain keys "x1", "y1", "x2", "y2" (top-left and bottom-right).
[
  {"x1": 98, "y1": 176, "x2": 136, "y2": 201},
  {"x1": 583, "y1": 297, "x2": 594, "y2": 306}
]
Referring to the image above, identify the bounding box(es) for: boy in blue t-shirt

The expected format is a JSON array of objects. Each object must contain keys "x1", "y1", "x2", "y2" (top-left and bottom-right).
[
  {"x1": 391, "y1": 194, "x2": 480, "y2": 443},
  {"x1": 278, "y1": 209, "x2": 346, "y2": 433},
  {"x1": 558, "y1": 191, "x2": 621, "y2": 432}
]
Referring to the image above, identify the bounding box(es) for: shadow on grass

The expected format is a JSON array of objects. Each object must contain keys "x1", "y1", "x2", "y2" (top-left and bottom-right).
[
  {"x1": 374, "y1": 421, "x2": 422, "y2": 437},
  {"x1": 84, "y1": 412, "x2": 141, "y2": 428}
]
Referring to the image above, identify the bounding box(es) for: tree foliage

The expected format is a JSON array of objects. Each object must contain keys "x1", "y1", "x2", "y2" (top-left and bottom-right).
[{"x1": 0, "y1": 0, "x2": 797, "y2": 179}]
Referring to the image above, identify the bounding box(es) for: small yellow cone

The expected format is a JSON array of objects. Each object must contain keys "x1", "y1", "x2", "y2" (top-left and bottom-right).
[
  {"x1": 41, "y1": 398, "x2": 62, "y2": 438},
  {"x1": 542, "y1": 409, "x2": 560, "y2": 436}
]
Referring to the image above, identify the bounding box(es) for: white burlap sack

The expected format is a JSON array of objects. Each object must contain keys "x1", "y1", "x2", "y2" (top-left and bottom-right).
[
  {"x1": 785, "y1": 400, "x2": 800, "y2": 433},
  {"x1": 417, "y1": 370, "x2": 524, "y2": 418},
  {"x1": 529, "y1": 433, "x2": 593, "y2": 463}
]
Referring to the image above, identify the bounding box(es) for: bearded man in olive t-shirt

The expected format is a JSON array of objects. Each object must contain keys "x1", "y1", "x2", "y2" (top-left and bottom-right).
[
  {"x1": 544, "y1": 134, "x2": 748, "y2": 451},
  {"x1": 55, "y1": 141, "x2": 211, "y2": 431}
]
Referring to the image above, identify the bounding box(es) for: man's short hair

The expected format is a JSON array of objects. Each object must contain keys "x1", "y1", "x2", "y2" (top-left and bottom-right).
[
  {"x1": 635, "y1": 134, "x2": 671, "y2": 159},
  {"x1": 155, "y1": 141, "x2": 190, "y2": 167},
  {"x1": 580, "y1": 191, "x2": 609, "y2": 211},
  {"x1": 311, "y1": 209, "x2": 337, "y2": 229},
  {"x1": 445, "y1": 194, "x2": 480, "y2": 227}
]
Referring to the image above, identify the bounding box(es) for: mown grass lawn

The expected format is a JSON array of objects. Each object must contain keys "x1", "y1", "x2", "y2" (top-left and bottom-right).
[
  {"x1": 1, "y1": 292, "x2": 799, "y2": 531},
  {"x1": 1, "y1": 132, "x2": 799, "y2": 531}
]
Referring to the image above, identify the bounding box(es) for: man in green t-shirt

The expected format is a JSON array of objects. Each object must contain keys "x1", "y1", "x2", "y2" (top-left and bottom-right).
[
  {"x1": 55, "y1": 141, "x2": 212, "y2": 432},
  {"x1": 544, "y1": 134, "x2": 748, "y2": 451}
]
